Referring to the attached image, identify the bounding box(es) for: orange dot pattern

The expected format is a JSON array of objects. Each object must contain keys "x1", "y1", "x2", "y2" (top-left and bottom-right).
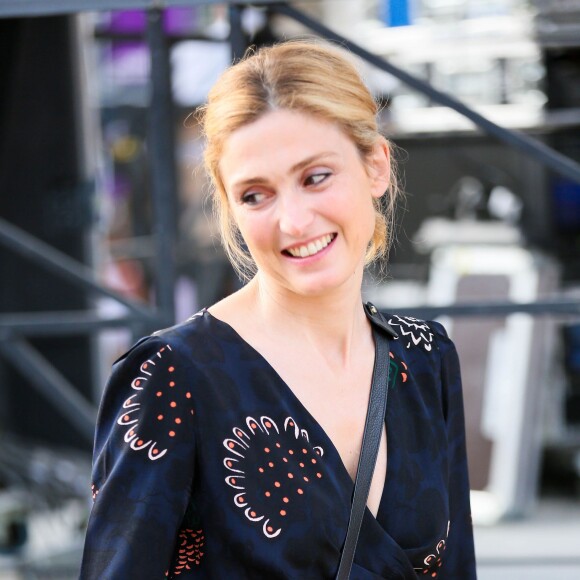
[
  {"x1": 223, "y1": 415, "x2": 325, "y2": 539},
  {"x1": 169, "y1": 528, "x2": 205, "y2": 575},
  {"x1": 417, "y1": 535, "x2": 447, "y2": 577},
  {"x1": 116, "y1": 343, "x2": 195, "y2": 462}
]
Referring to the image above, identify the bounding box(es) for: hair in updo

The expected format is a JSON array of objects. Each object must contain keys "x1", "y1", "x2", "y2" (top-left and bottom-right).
[{"x1": 198, "y1": 40, "x2": 399, "y2": 279}]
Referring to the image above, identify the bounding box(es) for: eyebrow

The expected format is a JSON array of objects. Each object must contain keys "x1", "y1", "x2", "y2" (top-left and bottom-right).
[
  {"x1": 230, "y1": 152, "x2": 338, "y2": 189},
  {"x1": 290, "y1": 152, "x2": 337, "y2": 173}
]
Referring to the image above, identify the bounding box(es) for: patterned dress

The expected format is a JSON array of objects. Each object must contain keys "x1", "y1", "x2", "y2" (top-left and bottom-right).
[{"x1": 80, "y1": 308, "x2": 476, "y2": 579}]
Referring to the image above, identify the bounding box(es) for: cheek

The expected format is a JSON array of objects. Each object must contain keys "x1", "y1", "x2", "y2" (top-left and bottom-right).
[
  {"x1": 352, "y1": 200, "x2": 378, "y2": 255},
  {"x1": 343, "y1": 189, "x2": 377, "y2": 241},
  {"x1": 233, "y1": 213, "x2": 275, "y2": 257}
]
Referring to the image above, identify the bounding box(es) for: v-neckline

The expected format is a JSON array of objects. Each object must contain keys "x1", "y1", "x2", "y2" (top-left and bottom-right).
[{"x1": 202, "y1": 307, "x2": 392, "y2": 524}]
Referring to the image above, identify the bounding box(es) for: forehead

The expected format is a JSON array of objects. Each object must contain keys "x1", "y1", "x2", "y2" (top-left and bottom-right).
[{"x1": 219, "y1": 109, "x2": 358, "y2": 188}]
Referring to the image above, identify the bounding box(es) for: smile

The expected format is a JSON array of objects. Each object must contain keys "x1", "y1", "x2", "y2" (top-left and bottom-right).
[{"x1": 283, "y1": 234, "x2": 336, "y2": 258}]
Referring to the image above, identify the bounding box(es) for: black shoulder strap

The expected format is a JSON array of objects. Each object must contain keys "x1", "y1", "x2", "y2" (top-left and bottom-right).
[{"x1": 335, "y1": 303, "x2": 395, "y2": 579}]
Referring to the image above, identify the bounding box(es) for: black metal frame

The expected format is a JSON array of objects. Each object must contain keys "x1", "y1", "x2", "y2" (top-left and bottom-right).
[
  {"x1": 270, "y1": 3, "x2": 580, "y2": 186},
  {"x1": 0, "y1": 0, "x2": 230, "y2": 18},
  {"x1": 0, "y1": 0, "x2": 579, "y2": 444}
]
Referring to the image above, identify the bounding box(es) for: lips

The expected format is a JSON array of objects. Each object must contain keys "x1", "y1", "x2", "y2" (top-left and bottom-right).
[{"x1": 283, "y1": 234, "x2": 336, "y2": 258}]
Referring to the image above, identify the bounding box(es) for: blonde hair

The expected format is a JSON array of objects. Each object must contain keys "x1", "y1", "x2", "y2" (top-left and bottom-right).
[{"x1": 197, "y1": 40, "x2": 399, "y2": 279}]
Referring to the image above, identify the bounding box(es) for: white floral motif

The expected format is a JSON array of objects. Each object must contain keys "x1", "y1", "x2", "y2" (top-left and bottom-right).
[
  {"x1": 387, "y1": 315, "x2": 434, "y2": 351},
  {"x1": 116, "y1": 344, "x2": 181, "y2": 461},
  {"x1": 223, "y1": 416, "x2": 324, "y2": 539},
  {"x1": 413, "y1": 521, "x2": 449, "y2": 577}
]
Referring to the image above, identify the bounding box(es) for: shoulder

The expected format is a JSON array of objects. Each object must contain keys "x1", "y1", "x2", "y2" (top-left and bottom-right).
[
  {"x1": 112, "y1": 309, "x2": 224, "y2": 371},
  {"x1": 101, "y1": 310, "x2": 215, "y2": 429},
  {"x1": 384, "y1": 313, "x2": 452, "y2": 354},
  {"x1": 149, "y1": 309, "x2": 209, "y2": 354},
  {"x1": 382, "y1": 314, "x2": 462, "y2": 422},
  {"x1": 93, "y1": 313, "x2": 213, "y2": 464}
]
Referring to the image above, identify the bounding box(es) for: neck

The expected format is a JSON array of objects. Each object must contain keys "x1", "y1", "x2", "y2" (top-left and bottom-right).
[{"x1": 243, "y1": 269, "x2": 372, "y2": 367}]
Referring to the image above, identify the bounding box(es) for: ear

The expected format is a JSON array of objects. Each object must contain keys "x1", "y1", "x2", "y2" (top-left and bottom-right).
[{"x1": 366, "y1": 138, "x2": 391, "y2": 199}]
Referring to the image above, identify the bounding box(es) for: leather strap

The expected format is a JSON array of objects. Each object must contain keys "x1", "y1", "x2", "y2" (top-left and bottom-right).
[{"x1": 335, "y1": 303, "x2": 396, "y2": 580}]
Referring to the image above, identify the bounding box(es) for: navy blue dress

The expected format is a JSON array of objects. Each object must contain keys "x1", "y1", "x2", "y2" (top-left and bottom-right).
[{"x1": 80, "y1": 308, "x2": 476, "y2": 579}]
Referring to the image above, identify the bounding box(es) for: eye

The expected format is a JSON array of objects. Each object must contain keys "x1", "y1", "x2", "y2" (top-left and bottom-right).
[
  {"x1": 240, "y1": 191, "x2": 267, "y2": 206},
  {"x1": 304, "y1": 172, "x2": 330, "y2": 187}
]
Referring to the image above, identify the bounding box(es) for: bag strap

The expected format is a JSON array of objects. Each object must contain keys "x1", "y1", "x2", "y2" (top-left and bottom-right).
[{"x1": 335, "y1": 303, "x2": 396, "y2": 580}]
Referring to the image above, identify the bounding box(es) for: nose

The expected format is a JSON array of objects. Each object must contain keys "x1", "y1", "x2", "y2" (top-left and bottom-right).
[{"x1": 278, "y1": 191, "x2": 314, "y2": 237}]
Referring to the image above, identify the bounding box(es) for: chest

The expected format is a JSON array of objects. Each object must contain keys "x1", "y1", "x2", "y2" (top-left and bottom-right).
[
  {"x1": 181, "y1": 327, "x2": 456, "y2": 577},
  {"x1": 260, "y1": 351, "x2": 387, "y2": 517},
  {"x1": 194, "y1": 335, "x2": 452, "y2": 555}
]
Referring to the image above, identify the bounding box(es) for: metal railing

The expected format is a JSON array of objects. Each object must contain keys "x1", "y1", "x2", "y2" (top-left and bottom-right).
[{"x1": 0, "y1": 0, "x2": 579, "y2": 443}]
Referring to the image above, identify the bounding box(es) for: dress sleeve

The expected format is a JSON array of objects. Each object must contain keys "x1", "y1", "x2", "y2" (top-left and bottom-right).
[
  {"x1": 80, "y1": 336, "x2": 197, "y2": 579},
  {"x1": 430, "y1": 321, "x2": 477, "y2": 578}
]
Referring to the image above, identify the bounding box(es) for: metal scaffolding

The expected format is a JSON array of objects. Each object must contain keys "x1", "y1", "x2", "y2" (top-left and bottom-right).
[{"x1": 0, "y1": 0, "x2": 579, "y2": 444}]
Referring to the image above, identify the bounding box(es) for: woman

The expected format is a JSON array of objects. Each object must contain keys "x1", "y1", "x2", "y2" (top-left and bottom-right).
[{"x1": 81, "y1": 41, "x2": 476, "y2": 579}]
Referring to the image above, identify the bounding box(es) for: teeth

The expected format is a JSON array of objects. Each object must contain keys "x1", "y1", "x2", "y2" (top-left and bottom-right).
[{"x1": 287, "y1": 234, "x2": 334, "y2": 258}]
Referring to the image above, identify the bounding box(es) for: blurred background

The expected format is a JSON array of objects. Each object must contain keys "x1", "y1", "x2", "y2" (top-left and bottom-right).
[{"x1": 0, "y1": 0, "x2": 579, "y2": 578}]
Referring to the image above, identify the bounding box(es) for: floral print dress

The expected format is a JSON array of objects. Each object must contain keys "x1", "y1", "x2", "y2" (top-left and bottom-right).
[{"x1": 80, "y1": 308, "x2": 476, "y2": 579}]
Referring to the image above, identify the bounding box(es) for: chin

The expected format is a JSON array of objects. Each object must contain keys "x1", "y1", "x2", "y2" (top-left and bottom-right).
[{"x1": 284, "y1": 270, "x2": 356, "y2": 298}]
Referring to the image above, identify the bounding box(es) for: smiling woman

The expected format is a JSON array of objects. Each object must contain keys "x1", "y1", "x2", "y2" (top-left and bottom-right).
[
  {"x1": 80, "y1": 41, "x2": 477, "y2": 579},
  {"x1": 217, "y1": 108, "x2": 389, "y2": 297},
  {"x1": 200, "y1": 40, "x2": 398, "y2": 281}
]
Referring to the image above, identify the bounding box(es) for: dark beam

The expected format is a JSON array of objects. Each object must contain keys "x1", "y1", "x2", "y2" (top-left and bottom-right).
[
  {"x1": 229, "y1": 3, "x2": 246, "y2": 62},
  {"x1": 389, "y1": 298, "x2": 580, "y2": 320},
  {"x1": 0, "y1": 0, "x2": 285, "y2": 19},
  {"x1": 0, "y1": 0, "x2": 215, "y2": 18},
  {"x1": 0, "y1": 338, "x2": 97, "y2": 443},
  {"x1": 0, "y1": 216, "x2": 158, "y2": 323},
  {"x1": 1, "y1": 297, "x2": 578, "y2": 339},
  {"x1": 147, "y1": 8, "x2": 178, "y2": 326},
  {"x1": 271, "y1": 3, "x2": 580, "y2": 185},
  {"x1": 94, "y1": 29, "x2": 225, "y2": 44},
  {"x1": 0, "y1": 311, "x2": 148, "y2": 337}
]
